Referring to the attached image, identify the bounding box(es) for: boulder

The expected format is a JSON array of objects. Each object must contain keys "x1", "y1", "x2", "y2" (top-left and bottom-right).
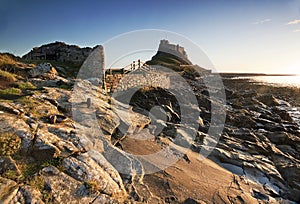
[
  {"x1": 62, "y1": 153, "x2": 127, "y2": 199},
  {"x1": 12, "y1": 185, "x2": 44, "y2": 204},
  {"x1": 39, "y1": 166, "x2": 97, "y2": 203},
  {"x1": 0, "y1": 177, "x2": 19, "y2": 203},
  {"x1": 266, "y1": 131, "x2": 290, "y2": 144},
  {"x1": 0, "y1": 113, "x2": 32, "y2": 153},
  {"x1": 29, "y1": 63, "x2": 57, "y2": 79},
  {"x1": 0, "y1": 102, "x2": 21, "y2": 115},
  {"x1": 271, "y1": 107, "x2": 295, "y2": 122},
  {"x1": 0, "y1": 156, "x2": 21, "y2": 176},
  {"x1": 257, "y1": 94, "x2": 280, "y2": 107}
]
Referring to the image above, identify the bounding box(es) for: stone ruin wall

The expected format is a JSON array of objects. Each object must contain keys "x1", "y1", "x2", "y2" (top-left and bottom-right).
[
  {"x1": 23, "y1": 42, "x2": 93, "y2": 64},
  {"x1": 105, "y1": 71, "x2": 170, "y2": 93}
]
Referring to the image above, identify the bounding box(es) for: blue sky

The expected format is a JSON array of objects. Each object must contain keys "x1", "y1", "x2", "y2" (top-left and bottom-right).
[{"x1": 0, "y1": 0, "x2": 300, "y2": 74}]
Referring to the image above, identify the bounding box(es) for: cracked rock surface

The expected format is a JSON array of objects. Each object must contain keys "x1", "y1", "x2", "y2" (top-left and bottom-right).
[{"x1": 0, "y1": 66, "x2": 299, "y2": 203}]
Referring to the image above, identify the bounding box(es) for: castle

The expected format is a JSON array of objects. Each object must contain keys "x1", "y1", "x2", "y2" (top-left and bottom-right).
[{"x1": 158, "y1": 39, "x2": 192, "y2": 65}]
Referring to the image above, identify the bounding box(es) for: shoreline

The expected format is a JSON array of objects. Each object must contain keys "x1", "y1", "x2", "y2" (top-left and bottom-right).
[
  {"x1": 222, "y1": 76, "x2": 300, "y2": 106},
  {"x1": 217, "y1": 73, "x2": 299, "y2": 77}
]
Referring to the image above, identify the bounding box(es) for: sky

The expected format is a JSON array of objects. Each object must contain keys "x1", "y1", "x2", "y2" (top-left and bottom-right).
[{"x1": 0, "y1": 0, "x2": 300, "y2": 74}]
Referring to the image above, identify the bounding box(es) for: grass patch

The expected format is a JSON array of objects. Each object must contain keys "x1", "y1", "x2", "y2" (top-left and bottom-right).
[
  {"x1": 58, "y1": 84, "x2": 72, "y2": 90},
  {"x1": 0, "y1": 133, "x2": 63, "y2": 203},
  {"x1": 0, "y1": 99, "x2": 13, "y2": 103},
  {"x1": 0, "y1": 132, "x2": 21, "y2": 157},
  {"x1": 14, "y1": 157, "x2": 64, "y2": 181},
  {"x1": 29, "y1": 176, "x2": 45, "y2": 191},
  {"x1": 29, "y1": 175, "x2": 54, "y2": 203},
  {"x1": 16, "y1": 96, "x2": 44, "y2": 118},
  {"x1": 0, "y1": 70, "x2": 17, "y2": 82},
  {"x1": 17, "y1": 82, "x2": 37, "y2": 90},
  {"x1": 183, "y1": 66, "x2": 196, "y2": 74},
  {"x1": 84, "y1": 180, "x2": 100, "y2": 194},
  {"x1": 16, "y1": 96, "x2": 38, "y2": 106},
  {"x1": 0, "y1": 54, "x2": 20, "y2": 72},
  {"x1": 0, "y1": 88, "x2": 23, "y2": 100},
  {"x1": 3, "y1": 169, "x2": 21, "y2": 180},
  {"x1": 0, "y1": 88, "x2": 22, "y2": 96},
  {"x1": 0, "y1": 54, "x2": 29, "y2": 77}
]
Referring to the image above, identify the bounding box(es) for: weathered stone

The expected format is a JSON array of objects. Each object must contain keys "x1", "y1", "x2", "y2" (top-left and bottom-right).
[
  {"x1": 0, "y1": 102, "x2": 21, "y2": 115},
  {"x1": 271, "y1": 107, "x2": 295, "y2": 122},
  {"x1": 31, "y1": 141, "x2": 60, "y2": 161},
  {"x1": 0, "y1": 156, "x2": 21, "y2": 176},
  {"x1": 29, "y1": 63, "x2": 57, "y2": 79},
  {"x1": 39, "y1": 166, "x2": 97, "y2": 203},
  {"x1": 62, "y1": 153, "x2": 127, "y2": 199},
  {"x1": 91, "y1": 194, "x2": 119, "y2": 204},
  {"x1": 13, "y1": 185, "x2": 44, "y2": 204},
  {"x1": 31, "y1": 125, "x2": 82, "y2": 159},
  {"x1": 112, "y1": 102, "x2": 150, "y2": 135},
  {"x1": 0, "y1": 113, "x2": 32, "y2": 153},
  {"x1": 0, "y1": 177, "x2": 19, "y2": 203},
  {"x1": 257, "y1": 94, "x2": 281, "y2": 107}
]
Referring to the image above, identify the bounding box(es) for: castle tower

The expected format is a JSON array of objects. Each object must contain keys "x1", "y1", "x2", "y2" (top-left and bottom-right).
[{"x1": 158, "y1": 39, "x2": 192, "y2": 65}]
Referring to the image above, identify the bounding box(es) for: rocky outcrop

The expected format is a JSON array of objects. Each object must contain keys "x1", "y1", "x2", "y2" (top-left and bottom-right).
[
  {"x1": 28, "y1": 63, "x2": 58, "y2": 79},
  {"x1": 0, "y1": 177, "x2": 19, "y2": 203},
  {"x1": 207, "y1": 77, "x2": 300, "y2": 203},
  {"x1": 0, "y1": 73, "x2": 159, "y2": 203},
  {"x1": 0, "y1": 53, "x2": 299, "y2": 203},
  {"x1": 22, "y1": 42, "x2": 93, "y2": 64}
]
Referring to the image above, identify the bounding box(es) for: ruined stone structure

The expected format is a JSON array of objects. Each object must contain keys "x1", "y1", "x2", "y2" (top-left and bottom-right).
[
  {"x1": 105, "y1": 70, "x2": 170, "y2": 93},
  {"x1": 158, "y1": 39, "x2": 192, "y2": 65},
  {"x1": 23, "y1": 40, "x2": 206, "y2": 93},
  {"x1": 22, "y1": 42, "x2": 93, "y2": 63}
]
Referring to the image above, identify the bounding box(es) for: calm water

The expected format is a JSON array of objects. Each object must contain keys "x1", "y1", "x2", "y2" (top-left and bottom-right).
[{"x1": 243, "y1": 75, "x2": 300, "y2": 88}]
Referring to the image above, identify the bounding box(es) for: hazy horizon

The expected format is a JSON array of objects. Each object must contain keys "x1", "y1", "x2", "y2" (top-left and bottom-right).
[{"x1": 1, "y1": 0, "x2": 300, "y2": 74}]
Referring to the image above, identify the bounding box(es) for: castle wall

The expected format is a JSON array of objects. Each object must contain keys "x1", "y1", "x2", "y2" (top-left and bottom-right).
[{"x1": 158, "y1": 40, "x2": 192, "y2": 65}]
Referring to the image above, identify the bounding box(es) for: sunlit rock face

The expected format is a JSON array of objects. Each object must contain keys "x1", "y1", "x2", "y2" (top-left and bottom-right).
[{"x1": 0, "y1": 44, "x2": 300, "y2": 203}]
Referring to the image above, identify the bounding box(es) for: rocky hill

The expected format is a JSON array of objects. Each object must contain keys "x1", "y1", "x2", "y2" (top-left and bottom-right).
[
  {"x1": 21, "y1": 42, "x2": 98, "y2": 78},
  {"x1": 22, "y1": 42, "x2": 93, "y2": 64},
  {"x1": 146, "y1": 40, "x2": 211, "y2": 77},
  {"x1": 0, "y1": 47, "x2": 299, "y2": 203}
]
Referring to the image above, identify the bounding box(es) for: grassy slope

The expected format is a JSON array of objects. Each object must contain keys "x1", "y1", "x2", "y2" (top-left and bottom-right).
[
  {"x1": 146, "y1": 51, "x2": 189, "y2": 71},
  {"x1": 20, "y1": 59, "x2": 82, "y2": 78}
]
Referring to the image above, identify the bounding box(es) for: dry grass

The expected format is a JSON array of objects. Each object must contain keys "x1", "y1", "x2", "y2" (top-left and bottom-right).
[
  {"x1": 0, "y1": 70, "x2": 16, "y2": 82},
  {"x1": 183, "y1": 66, "x2": 196, "y2": 74},
  {"x1": 0, "y1": 54, "x2": 34, "y2": 78},
  {"x1": 84, "y1": 180, "x2": 100, "y2": 193},
  {"x1": 16, "y1": 96, "x2": 45, "y2": 118},
  {"x1": 17, "y1": 81, "x2": 37, "y2": 90},
  {"x1": 0, "y1": 54, "x2": 22, "y2": 73},
  {"x1": 0, "y1": 88, "x2": 22, "y2": 96},
  {"x1": 0, "y1": 54, "x2": 18, "y2": 67},
  {"x1": 0, "y1": 132, "x2": 21, "y2": 157}
]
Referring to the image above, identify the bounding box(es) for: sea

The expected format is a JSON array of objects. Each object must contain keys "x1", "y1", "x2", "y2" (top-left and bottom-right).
[{"x1": 236, "y1": 75, "x2": 300, "y2": 88}]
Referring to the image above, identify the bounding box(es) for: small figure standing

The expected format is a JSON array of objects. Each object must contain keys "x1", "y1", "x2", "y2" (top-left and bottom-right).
[
  {"x1": 49, "y1": 115, "x2": 57, "y2": 124},
  {"x1": 87, "y1": 98, "x2": 91, "y2": 108}
]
